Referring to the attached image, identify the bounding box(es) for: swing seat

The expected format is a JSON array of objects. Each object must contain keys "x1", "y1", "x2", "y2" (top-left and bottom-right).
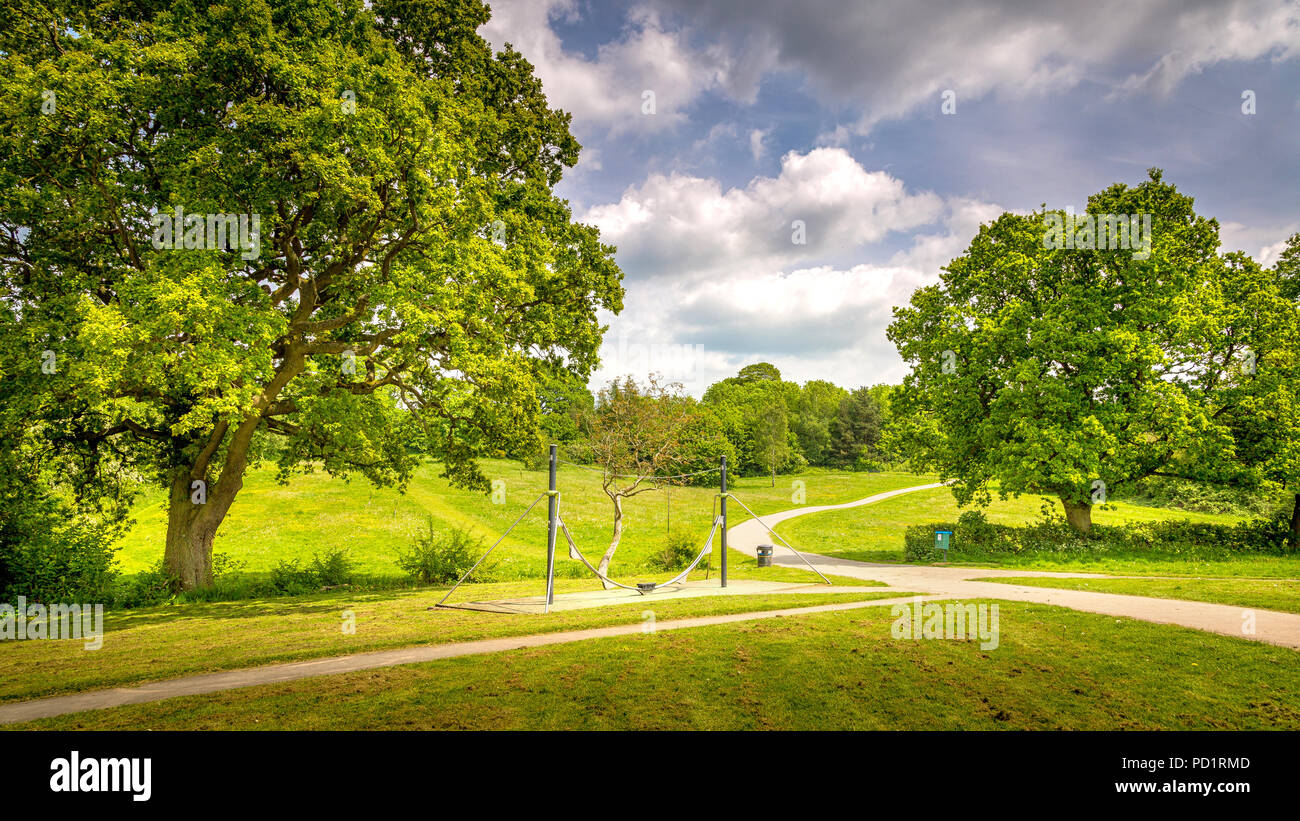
[{"x1": 636, "y1": 582, "x2": 657, "y2": 592}]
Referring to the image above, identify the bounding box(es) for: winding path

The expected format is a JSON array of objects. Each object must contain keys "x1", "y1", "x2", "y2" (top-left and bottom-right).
[
  {"x1": 2, "y1": 482, "x2": 1296, "y2": 726},
  {"x1": 728, "y1": 482, "x2": 1300, "y2": 650}
]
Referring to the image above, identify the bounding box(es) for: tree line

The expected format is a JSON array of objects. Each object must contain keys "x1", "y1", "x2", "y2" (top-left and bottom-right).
[
  {"x1": 531, "y1": 368, "x2": 896, "y2": 582},
  {"x1": 539, "y1": 365, "x2": 897, "y2": 486}
]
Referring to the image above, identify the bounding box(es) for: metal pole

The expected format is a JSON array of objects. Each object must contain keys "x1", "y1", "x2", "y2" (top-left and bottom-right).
[
  {"x1": 728, "y1": 494, "x2": 832, "y2": 585},
  {"x1": 545, "y1": 444, "x2": 558, "y2": 608},
  {"x1": 436, "y1": 493, "x2": 549, "y2": 608},
  {"x1": 720, "y1": 455, "x2": 728, "y2": 588}
]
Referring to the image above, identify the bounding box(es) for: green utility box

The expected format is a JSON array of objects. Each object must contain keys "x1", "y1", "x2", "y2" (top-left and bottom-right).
[{"x1": 934, "y1": 530, "x2": 953, "y2": 556}]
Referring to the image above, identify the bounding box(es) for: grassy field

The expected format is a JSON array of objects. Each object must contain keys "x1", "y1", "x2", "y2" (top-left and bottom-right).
[
  {"x1": 982, "y1": 576, "x2": 1300, "y2": 614},
  {"x1": 774, "y1": 486, "x2": 1300, "y2": 577},
  {"x1": 0, "y1": 558, "x2": 899, "y2": 704},
  {"x1": 112, "y1": 460, "x2": 934, "y2": 579},
  {"x1": 13, "y1": 600, "x2": 1297, "y2": 731},
  {"x1": 10, "y1": 465, "x2": 1300, "y2": 731},
  {"x1": 0, "y1": 463, "x2": 937, "y2": 708}
]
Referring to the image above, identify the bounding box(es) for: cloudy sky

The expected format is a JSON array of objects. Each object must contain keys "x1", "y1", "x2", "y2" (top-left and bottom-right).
[{"x1": 479, "y1": 0, "x2": 1300, "y2": 396}]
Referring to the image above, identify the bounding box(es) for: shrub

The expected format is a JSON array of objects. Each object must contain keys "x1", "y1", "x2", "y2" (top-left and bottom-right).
[
  {"x1": 0, "y1": 516, "x2": 120, "y2": 605},
  {"x1": 1116, "y1": 476, "x2": 1282, "y2": 516},
  {"x1": 397, "y1": 519, "x2": 494, "y2": 584},
  {"x1": 853, "y1": 450, "x2": 885, "y2": 473},
  {"x1": 646, "y1": 531, "x2": 703, "y2": 572},
  {"x1": 114, "y1": 561, "x2": 180, "y2": 608},
  {"x1": 267, "y1": 558, "x2": 318, "y2": 595},
  {"x1": 265, "y1": 548, "x2": 357, "y2": 595},
  {"x1": 518, "y1": 448, "x2": 550, "y2": 472},
  {"x1": 0, "y1": 441, "x2": 128, "y2": 605},
  {"x1": 212, "y1": 552, "x2": 248, "y2": 580},
  {"x1": 904, "y1": 524, "x2": 953, "y2": 562},
  {"x1": 902, "y1": 508, "x2": 1291, "y2": 563},
  {"x1": 308, "y1": 547, "x2": 355, "y2": 587}
]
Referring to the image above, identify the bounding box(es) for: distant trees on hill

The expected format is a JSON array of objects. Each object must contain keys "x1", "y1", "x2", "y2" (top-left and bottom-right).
[{"x1": 546, "y1": 364, "x2": 895, "y2": 480}]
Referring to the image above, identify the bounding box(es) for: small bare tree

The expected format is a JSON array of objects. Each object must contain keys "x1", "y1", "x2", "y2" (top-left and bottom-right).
[
  {"x1": 581, "y1": 375, "x2": 695, "y2": 586},
  {"x1": 754, "y1": 401, "x2": 791, "y2": 487}
]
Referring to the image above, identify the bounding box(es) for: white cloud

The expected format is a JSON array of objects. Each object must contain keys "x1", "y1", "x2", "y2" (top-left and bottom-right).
[
  {"x1": 1115, "y1": 2, "x2": 1300, "y2": 97},
  {"x1": 1220, "y1": 220, "x2": 1300, "y2": 267},
  {"x1": 591, "y1": 264, "x2": 926, "y2": 394},
  {"x1": 645, "y1": 0, "x2": 1300, "y2": 134},
  {"x1": 814, "y1": 124, "x2": 852, "y2": 148},
  {"x1": 479, "y1": 1, "x2": 743, "y2": 133},
  {"x1": 889, "y1": 197, "x2": 1010, "y2": 275},
  {"x1": 583, "y1": 156, "x2": 1003, "y2": 394},
  {"x1": 692, "y1": 122, "x2": 738, "y2": 152},
  {"x1": 583, "y1": 147, "x2": 945, "y2": 280},
  {"x1": 491, "y1": 0, "x2": 1300, "y2": 392},
  {"x1": 481, "y1": 0, "x2": 1300, "y2": 143}
]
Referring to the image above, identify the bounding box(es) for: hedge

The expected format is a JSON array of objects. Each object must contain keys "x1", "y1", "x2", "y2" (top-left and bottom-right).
[{"x1": 903, "y1": 510, "x2": 1293, "y2": 563}]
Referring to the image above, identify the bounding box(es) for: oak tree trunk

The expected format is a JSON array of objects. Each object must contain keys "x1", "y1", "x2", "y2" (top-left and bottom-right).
[
  {"x1": 162, "y1": 350, "x2": 305, "y2": 591},
  {"x1": 162, "y1": 413, "x2": 264, "y2": 590},
  {"x1": 164, "y1": 470, "x2": 214, "y2": 590},
  {"x1": 1061, "y1": 498, "x2": 1092, "y2": 533}
]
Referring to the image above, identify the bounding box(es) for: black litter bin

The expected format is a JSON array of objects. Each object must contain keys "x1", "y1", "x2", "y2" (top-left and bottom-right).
[{"x1": 756, "y1": 544, "x2": 774, "y2": 567}]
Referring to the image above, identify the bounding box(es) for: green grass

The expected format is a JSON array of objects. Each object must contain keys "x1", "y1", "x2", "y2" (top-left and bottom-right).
[
  {"x1": 981, "y1": 576, "x2": 1300, "y2": 614},
  {"x1": 2, "y1": 457, "x2": 918, "y2": 706},
  {"x1": 0, "y1": 557, "x2": 900, "y2": 705},
  {"x1": 942, "y1": 556, "x2": 1300, "y2": 578},
  {"x1": 775, "y1": 485, "x2": 1300, "y2": 577},
  {"x1": 112, "y1": 461, "x2": 934, "y2": 580},
  {"x1": 15, "y1": 601, "x2": 1298, "y2": 731},
  {"x1": 24, "y1": 463, "x2": 1295, "y2": 731}
]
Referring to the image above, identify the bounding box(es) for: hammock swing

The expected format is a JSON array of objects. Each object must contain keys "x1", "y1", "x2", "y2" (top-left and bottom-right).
[
  {"x1": 435, "y1": 447, "x2": 829, "y2": 613},
  {"x1": 434, "y1": 489, "x2": 720, "y2": 609},
  {"x1": 556, "y1": 500, "x2": 721, "y2": 593}
]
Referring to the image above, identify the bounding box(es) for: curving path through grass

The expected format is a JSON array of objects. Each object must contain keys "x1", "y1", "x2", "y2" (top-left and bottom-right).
[
  {"x1": 4, "y1": 481, "x2": 1296, "y2": 727},
  {"x1": 728, "y1": 483, "x2": 1300, "y2": 650}
]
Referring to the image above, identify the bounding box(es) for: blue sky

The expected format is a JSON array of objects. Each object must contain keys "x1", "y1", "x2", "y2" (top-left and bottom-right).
[{"x1": 479, "y1": 0, "x2": 1300, "y2": 395}]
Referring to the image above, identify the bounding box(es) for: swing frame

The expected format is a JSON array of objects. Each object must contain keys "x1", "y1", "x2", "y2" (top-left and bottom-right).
[{"x1": 436, "y1": 445, "x2": 829, "y2": 613}]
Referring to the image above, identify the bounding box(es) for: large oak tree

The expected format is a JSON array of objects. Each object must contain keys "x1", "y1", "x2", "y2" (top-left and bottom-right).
[
  {"x1": 0, "y1": 0, "x2": 622, "y2": 588},
  {"x1": 1221, "y1": 233, "x2": 1300, "y2": 546},
  {"x1": 888, "y1": 170, "x2": 1275, "y2": 532}
]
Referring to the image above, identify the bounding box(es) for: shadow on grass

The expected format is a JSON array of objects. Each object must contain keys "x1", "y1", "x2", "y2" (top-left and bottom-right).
[
  {"x1": 103, "y1": 586, "x2": 447, "y2": 630},
  {"x1": 95, "y1": 547, "x2": 864, "y2": 632}
]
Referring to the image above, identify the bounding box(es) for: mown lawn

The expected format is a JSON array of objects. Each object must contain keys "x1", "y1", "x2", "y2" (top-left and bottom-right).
[
  {"x1": 981, "y1": 576, "x2": 1300, "y2": 614},
  {"x1": 774, "y1": 486, "x2": 1300, "y2": 578},
  {"x1": 112, "y1": 460, "x2": 934, "y2": 578},
  {"x1": 13, "y1": 601, "x2": 1297, "y2": 731},
  {"x1": 0, "y1": 556, "x2": 897, "y2": 705}
]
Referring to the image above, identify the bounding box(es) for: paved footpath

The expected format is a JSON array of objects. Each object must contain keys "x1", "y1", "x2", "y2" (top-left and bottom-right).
[
  {"x1": 3, "y1": 482, "x2": 1297, "y2": 725},
  {"x1": 0, "y1": 594, "x2": 944, "y2": 726},
  {"x1": 729, "y1": 482, "x2": 1300, "y2": 651}
]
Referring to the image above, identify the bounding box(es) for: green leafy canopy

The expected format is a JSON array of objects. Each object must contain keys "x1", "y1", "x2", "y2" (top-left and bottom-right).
[
  {"x1": 0, "y1": 0, "x2": 623, "y2": 584},
  {"x1": 887, "y1": 170, "x2": 1297, "y2": 525}
]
